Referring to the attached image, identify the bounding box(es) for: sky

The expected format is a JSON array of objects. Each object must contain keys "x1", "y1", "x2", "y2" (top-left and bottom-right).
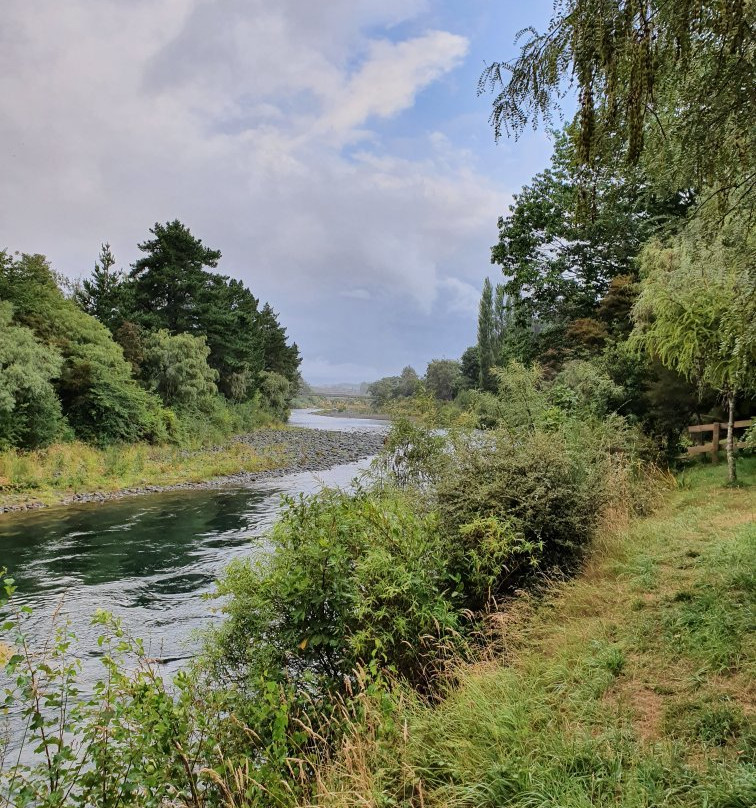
[{"x1": 0, "y1": 0, "x2": 560, "y2": 385}]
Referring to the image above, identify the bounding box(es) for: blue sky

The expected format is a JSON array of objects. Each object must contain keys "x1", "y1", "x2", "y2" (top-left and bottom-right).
[{"x1": 0, "y1": 0, "x2": 562, "y2": 384}]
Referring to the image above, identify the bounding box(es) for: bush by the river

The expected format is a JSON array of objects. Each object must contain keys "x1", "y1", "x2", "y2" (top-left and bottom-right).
[{"x1": 0, "y1": 369, "x2": 658, "y2": 805}]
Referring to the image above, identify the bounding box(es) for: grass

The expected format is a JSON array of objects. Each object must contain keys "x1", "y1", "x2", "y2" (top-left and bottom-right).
[
  {"x1": 306, "y1": 458, "x2": 756, "y2": 807},
  {"x1": 0, "y1": 435, "x2": 290, "y2": 509}
]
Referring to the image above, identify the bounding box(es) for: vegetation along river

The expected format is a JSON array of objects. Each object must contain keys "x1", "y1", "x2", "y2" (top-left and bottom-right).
[{"x1": 0, "y1": 410, "x2": 389, "y2": 685}]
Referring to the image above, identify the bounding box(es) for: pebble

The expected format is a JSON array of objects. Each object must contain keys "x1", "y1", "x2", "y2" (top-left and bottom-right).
[{"x1": 0, "y1": 428, "x2": 387, "y2": 514}]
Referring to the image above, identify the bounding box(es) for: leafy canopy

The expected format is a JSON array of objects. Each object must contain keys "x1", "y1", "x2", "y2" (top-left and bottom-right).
[
  {"x1": 631, "y1": 210, "x2": 756, "y2": 399},
  {"x1": 0, "y1": 251, "x2": 171, "y2": 445},
  {"x1": 141, "y1": 330, "x2": 219, "y2": 412},
  {"x1": 0, "y1": 302, "x2": 64, "y2": 448},
  {"x1": 480, "y1": 0, "x2": 755, "y2": 208}
]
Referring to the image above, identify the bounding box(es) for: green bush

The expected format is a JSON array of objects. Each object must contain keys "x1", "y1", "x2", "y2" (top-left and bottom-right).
[
  {"x1": 209, "y1": 489, "x2": 464, "y2": 693},
  {"x1": 434, "y1": 428, "x2": 605, "y2": 608},
  {"x1": 549, "y1": 359, "x2": 626, "y2": 418}
]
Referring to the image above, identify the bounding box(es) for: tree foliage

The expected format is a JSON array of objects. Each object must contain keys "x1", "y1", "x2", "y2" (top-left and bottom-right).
[
  {"x1": 129, "y1": 220, "x2": 222, "y2": 334},
  {"x1": 477, "y1": 278, "x2": 496, "y2": 389},
  {"x1": 0, "y1": 252, "x2": 171, "y2": 445},
  {"x1": 480, "y1": 0, "x2": 755, "y2": 209},
  {"x1": 631, "y1": 209, "x2": 756, "y2": 479},
  {"x1": 73, "y1": 243, "x2": 126, "y2": 332},
  {"x1": 141, "y1": 330, "x2": 219, "y2": 412},
  {"x1": 490, "y1": 133, "x2": 679, "y2": 339},
  {"x1": 425, "y1": 359, "x2": 463, "y2": 402},
  {"x1": 0, "y1": 302, "x2": 64, "y2": 449},
  {"x1": 631, "y1": 212, "x2": 756, "y2": 400},
  {"x1": 368, "y1": 366, "x2": 422, "y2": 408}
]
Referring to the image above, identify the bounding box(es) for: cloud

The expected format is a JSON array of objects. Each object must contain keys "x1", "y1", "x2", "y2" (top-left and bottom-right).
[
  {"x1": 318, "y1": 31, "x2": 468, "y2": 135},
  {"x1": 300, "y1": 357, "x2": 380, "y2": 386},
  {"x1": 340, "y1": 289, "x2": 372, "y2": 300},
  {"x1": 0, "y1": 0, "x2": 513, "y2": 382},
  {"x1": 440, "y1": 277, "x2": 482, "y2": 315}
]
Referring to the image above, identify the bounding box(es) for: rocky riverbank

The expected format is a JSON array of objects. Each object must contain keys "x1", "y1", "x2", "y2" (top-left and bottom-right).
[{"x1": 0, "y1": 427, "x2": 386, "y2": 515}]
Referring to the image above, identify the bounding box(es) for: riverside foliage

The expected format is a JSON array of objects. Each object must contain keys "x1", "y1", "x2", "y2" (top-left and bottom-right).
[
  {"x1": 0, "y1": 221, "x2": 301, "y2": 452},
  {"x1": 1, "y1": 367, "x2": 657, "y2": 805}
]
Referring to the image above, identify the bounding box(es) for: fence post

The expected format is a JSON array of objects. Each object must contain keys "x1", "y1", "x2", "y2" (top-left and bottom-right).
[{"x1": 710, "y1": 421, "x2": 720, "y2": 463}]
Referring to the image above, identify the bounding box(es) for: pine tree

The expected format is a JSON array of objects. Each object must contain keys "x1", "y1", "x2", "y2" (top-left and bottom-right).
[
  {"x1": 75, "y1": 244, "x2": 125, "y2": 332},
  {"x1": 130, "y1": 220, "x2": 221, "y2": 334}
]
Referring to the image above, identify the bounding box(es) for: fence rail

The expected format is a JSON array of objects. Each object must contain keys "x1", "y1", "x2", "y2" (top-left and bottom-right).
[{"x1": 684, "y1": 418, "x2": 753, "y2": 460}]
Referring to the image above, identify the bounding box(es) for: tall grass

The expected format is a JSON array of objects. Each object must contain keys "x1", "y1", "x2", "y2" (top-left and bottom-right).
[
  {"x1": 0, "y1": 437, "x2": 287, "y2": 506},
  {"x1": 304, "y1": 458, "x2": 756, "y2": 808}
]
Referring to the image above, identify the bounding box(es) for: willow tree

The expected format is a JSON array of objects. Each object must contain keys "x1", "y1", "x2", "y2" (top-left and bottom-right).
[
  {"x1": 631, "y1": 213, "x2": 756, "y2": 482},
  {"x1": 480, "y1": 0, "x2": 755, "y2": 211}
]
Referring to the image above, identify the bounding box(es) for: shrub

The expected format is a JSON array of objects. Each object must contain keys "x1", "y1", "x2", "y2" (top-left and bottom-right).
[
  {"x1": 434, "y1": 422, "x2": 627, "y2": 609},
  {"x1": 209, "y1": 489, "x2": 464, "y2": 694},
  {"x1": 549, "y1": 359, "x2": 626, "y2": 419}
]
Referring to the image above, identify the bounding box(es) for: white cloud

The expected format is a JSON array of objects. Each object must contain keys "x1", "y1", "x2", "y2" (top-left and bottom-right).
[
  {"x1": 317, "y1": 31, "x2": 468, "y2": 136},
  {"x1": 0, "y1": 0, "x2": 511, "y2": 381},
  {"x1": 440, "y1": 277, "x2": 481, "y2": 315}
]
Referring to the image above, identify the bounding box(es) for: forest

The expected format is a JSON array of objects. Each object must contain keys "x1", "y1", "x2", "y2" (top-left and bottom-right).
[{"x1": 0, "y1": 220, "x2": 301, "y2": 451}]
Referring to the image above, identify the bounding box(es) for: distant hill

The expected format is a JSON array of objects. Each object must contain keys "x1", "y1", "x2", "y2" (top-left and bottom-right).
[{"x1": 308, "y1": 382, "x2": 370, "y2": 397}]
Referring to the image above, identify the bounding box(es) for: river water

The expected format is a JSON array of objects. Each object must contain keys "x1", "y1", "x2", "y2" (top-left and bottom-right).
[{"x1": 0, "y1": 410, "x2": 388, "y2": 679}]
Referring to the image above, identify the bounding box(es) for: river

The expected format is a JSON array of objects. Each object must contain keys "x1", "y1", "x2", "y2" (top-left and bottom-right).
[{"x1": 0, "y1": 410, "x2": 388, "y2": 680}]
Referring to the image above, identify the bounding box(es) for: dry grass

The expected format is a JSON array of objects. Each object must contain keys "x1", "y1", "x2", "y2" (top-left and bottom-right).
[{"x1": 0, "y1": 437, "x2": 289, "y2": 508}]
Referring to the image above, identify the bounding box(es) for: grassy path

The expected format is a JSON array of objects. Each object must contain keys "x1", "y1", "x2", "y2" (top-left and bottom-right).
[{"x1": 313, "y1": 460, "x2": 755, "y2": 807}]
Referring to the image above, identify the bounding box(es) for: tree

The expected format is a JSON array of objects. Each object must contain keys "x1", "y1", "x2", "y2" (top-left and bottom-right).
[
  {"x1": 129, "y1": 220, "x2": 222, "y2": 334},
  {"x1": 631, "y1": 211, "x2": 756, "y2": 482},
  {"x1": 258, "y1": 303, "x2": 301, "y2": 389},
  {"x1": 258, "y1": 370, "x2": 292, "y2": 421},
  {"x1": 397, "y1": 366, "x2": 422, "y2": 398},
  {"x1": 368, "y1": 367, "x2": 421, "y2": 408},
  {"x1": 480, "y1": 0, "x2": 755, "y2": 212},
  {"x1": 477, "y1": 278, "x2": 495, "y2": 390},
  {"x1": 126, "y1": 221, "x2": 299, "y2": 402},
  {"x1": 425, "y1": 360, "x2": 462, "y2": 402},
  {"x1": 0, "y1": 251, "x2": 171, "y2": 445},
  {"x1": 459, "y1": 346, "x2": 480, "y2": 390},
  {"x1": 490, "y1": 133, "x2": 676, "y2": 335},
  {"x1": 0, "y1": 302, "x2": 64, "y2": 448},
  {"x1": 74, "y1": 243, "x2": 127, "y2": 332},
  {"x1": 200, "y1": 276, "x2": 264, "y2": 401},
  {"x1": 141, "y1": 330, "x2": 219, "y2": 412},
  {"x1": 368, "y1": 376, "x2": 400, "y2": 409}
]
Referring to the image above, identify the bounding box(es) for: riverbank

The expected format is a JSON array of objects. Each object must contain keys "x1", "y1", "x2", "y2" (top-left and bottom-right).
[
  {"x1": 307, "y1": 459, "x2": 756, "y2": 807},
  {"x1": 0, "y1": 426, "x2": 386, "y2": 514}
]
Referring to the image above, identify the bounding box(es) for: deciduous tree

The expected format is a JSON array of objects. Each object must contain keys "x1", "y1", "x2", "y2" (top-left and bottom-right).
[
  {"x1": 631, "y1": 211, "x2": 756, "y2": 482},
  {"x1": 480, "y1": 0, "x2": 755, "y2": 211}
]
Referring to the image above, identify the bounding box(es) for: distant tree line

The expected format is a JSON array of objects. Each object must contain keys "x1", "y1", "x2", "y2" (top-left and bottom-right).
[{"x1": 0, "y1": 220, "x2": 301, "y2": 449}]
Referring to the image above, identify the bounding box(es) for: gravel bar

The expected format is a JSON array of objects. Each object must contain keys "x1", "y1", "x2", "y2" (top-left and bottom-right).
[{"x1": 0, "y1": 428, "x2": 387, "y2": 514}]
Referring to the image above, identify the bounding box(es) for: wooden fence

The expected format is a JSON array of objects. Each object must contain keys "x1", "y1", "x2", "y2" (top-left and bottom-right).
[{"x1": 685, "y1": 418, "x2": 753, "y2": 461}]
